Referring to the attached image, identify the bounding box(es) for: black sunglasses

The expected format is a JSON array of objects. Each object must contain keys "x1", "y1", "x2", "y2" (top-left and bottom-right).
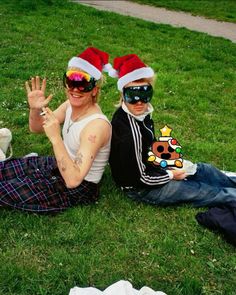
[
  {"x1": 63, "y1": 73, "x2": 96, "y2": 92},
  {"x1": 123, "y1": 84, "x2": 153, "y2": 104}
]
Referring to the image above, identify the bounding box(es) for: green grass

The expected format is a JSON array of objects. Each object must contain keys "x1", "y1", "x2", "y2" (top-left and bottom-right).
[
  {"x1": 130, "y1": 0, "x2": 236, "y2": 23},
  {"x1": 1, "y1": 0, "x2": 236, "y2": 294}
]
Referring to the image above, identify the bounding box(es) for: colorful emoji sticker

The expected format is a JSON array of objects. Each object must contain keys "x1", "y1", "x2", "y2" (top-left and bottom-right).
[{"x1": 148, "y1": 125, "x2": 183, "y2": 168}]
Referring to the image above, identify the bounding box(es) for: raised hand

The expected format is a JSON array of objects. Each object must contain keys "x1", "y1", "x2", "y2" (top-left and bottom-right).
[{"x1": 25, "y1": 76, "x2": 53, "y2": 110}]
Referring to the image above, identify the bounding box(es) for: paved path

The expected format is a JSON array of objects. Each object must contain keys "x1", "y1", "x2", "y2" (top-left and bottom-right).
[{"x1": 76, "y1": 0, "x2": 236, "y2": 43}]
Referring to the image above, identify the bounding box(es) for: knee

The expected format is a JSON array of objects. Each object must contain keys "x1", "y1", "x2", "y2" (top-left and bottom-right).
[{"x1": 197, "y1": 162, "x2": 214, "y2": 173}]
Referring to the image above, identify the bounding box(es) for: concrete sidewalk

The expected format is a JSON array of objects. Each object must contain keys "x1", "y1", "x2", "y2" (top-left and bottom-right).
[{"x1": 76, "y1": 0, "x2": 236, "y2": 43}]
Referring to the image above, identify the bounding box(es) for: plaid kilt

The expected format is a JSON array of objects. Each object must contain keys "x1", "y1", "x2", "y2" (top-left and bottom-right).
[{"x1": 0, "y1": 156, "x2": 99, "y2": 213}]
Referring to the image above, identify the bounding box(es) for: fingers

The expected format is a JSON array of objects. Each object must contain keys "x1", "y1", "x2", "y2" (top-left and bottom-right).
[
  {"x1": 44, "y1": 94, "x2": 53, "y2": 105},
  {"x1": 27, "y1": 76, "x2": 46, "y2": 91},
  {"x1": 26, "y1": 76, "x2": 53, "y2": 108},
  {"x1": 42, "y1": 106, "x2": 52, "y2": 113},
  {"x1": 41, "y1": 107, "x2": 53, "y2": 119},
  {"x1": 37, "y1": 94, "x2": 53, "y2": 109},
  {"x1": 45, "y1": 107, "x2": 53, "y2": 115},
  {"x1": 31, "y1": 77, "x2": 36, "y2": 91},
  {"x1": 25, "y1": 81, "x2": 31, "y2": 94},
  {"x1": 41, "y1": 78, "x2": 46, "y2": 93},
  {"x1": 41, "y1": 108, "x2": 50, "y2": 124},
  {"x1": 35, "y1": 76, "x2": 40, "y2": 90},
  {"x1": 171, "y1": 169, "x2": 187, "y2": 180}
]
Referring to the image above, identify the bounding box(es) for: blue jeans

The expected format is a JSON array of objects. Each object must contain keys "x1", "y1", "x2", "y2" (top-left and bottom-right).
[{"x1": 126, "y1": 163, "x2": 236, "y2": 207}]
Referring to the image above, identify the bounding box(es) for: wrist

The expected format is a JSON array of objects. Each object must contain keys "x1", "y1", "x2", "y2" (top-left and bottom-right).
[
  {"x1": 29, "y1": 107, "x2": 41, "y2": 111},
  {"x1": 167, "y1": 170, "x2": 174, "y2": 180}
]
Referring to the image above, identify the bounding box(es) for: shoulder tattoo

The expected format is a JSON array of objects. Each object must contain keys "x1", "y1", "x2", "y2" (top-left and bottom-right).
[{"x1": 88, "y1": 134, "x2": 96, "y2": 144}]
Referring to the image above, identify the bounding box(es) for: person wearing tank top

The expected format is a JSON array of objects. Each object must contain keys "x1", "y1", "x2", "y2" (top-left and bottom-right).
[{"x1": 0, "y1": 47, "x2": 111, "y2": 214}]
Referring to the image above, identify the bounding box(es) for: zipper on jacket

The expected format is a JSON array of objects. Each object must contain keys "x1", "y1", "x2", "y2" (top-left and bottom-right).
[{"x1": 143, "y1": 120, "x2": 155, "y2": 140}]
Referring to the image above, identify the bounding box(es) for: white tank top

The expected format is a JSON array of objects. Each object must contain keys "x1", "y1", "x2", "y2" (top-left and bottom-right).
[{"x1": 62, "y1": 106, "x2": 111, "y2": 184}]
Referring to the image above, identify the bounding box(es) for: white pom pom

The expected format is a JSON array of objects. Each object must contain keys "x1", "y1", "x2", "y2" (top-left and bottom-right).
[
  {"x1": 103, "y1": 63, "x2": 112, "y2": 72},
  {"x1": 108, "y1": 68, "x2": 119, "y2": 78}
]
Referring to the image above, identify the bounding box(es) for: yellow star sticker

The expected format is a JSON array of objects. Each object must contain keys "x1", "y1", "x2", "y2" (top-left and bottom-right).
[{"x1": 160, "y1": 125, "x2": 172, "y2": 137}]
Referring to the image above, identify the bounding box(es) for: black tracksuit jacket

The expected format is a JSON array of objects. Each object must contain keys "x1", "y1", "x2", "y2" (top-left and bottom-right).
[{"x1": 109, "y1": 107, "x2": 171, "y2": 189}]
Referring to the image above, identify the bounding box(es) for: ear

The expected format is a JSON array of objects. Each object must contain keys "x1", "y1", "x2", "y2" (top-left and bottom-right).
[{"x1": 92, "y1": 86, "x2": 98, "y2": 97}]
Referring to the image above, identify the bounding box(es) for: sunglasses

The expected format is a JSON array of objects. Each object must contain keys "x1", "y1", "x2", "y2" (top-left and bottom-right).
[
  {"x1": 63, "y1": 70, "x2": 96, "y2": 92},
  {"x1": 123, "y1": 84, "x2": 153, "y2": 104}
]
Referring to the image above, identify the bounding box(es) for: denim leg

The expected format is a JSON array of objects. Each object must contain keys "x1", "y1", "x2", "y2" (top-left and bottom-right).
[
  {"x1": 126, "y1": 162, "x2": 236, "y2": 207},
  {"x1": 188, "y1": 163, "x2": 236, "y2": 188},
  {"x1": 126, "y1": 178, "x2": 236, "y2": 207}
]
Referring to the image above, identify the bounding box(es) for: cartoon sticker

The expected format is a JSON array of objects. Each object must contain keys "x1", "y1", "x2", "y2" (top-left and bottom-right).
[{"x1": 148, "y1": 125, "x2": 183, "y2": 168}]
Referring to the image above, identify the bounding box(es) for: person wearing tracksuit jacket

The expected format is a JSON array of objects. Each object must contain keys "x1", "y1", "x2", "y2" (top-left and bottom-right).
[{"x1": 108, "y1": 53, "x2": 236, "y2": 207}]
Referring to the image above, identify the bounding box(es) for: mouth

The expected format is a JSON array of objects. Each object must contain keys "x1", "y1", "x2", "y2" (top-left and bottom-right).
[
  {"x1": 69, "y1": 92, "x2": 83, "y2": 99},
  {"x1": 134, "y1": 105, "x2": 145, "y2": 111},
  {"x1": 161, "y1": 153, "x2": 171, "y2": 160}
]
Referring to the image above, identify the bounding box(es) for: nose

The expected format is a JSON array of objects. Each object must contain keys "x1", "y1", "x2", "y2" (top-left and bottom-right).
[{"x1": 69, "y1": 87, "x2": 83, "y2": 93}]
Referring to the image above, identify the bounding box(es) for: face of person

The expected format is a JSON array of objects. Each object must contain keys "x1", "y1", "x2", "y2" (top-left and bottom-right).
[
  {"x1": 123, "y1": 81, "x2": 152, "y2": 116},
  {"x1": 64, "y1": 69, "x2": 98, "y2": 108},
  {"x1": 66, "y1": 86, "x2": 98, "y2": 108}
]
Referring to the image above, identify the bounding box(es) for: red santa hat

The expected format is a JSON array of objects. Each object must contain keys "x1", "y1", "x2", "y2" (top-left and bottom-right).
[
  {"x1": 68, "y1": 47, "x2": 112, "y2": 80},
  {"x1": 109, "y1": 54, "x2": 154, "y2": 91}
]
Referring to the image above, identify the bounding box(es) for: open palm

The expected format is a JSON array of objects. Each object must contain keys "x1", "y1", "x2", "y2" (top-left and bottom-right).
[{"x1": 25, "y1": 76, "x2": 53, "y2": 109}]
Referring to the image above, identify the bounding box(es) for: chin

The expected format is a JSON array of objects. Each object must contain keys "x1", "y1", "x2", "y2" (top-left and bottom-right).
[
  {"x1": 129, "y1": 111, "x2": 142, "y2": 117},
  {"x1": 133, "y1": 107, "x2": 146, "y2": 116},
  {"x1": 69, "y1": 99, "x2": 81, "y2": 106}
]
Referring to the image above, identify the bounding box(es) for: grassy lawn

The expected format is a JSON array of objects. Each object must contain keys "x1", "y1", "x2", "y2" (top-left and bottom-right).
[
  {"x1": 130, "y1": 0, "x2": 236, "y2": 23},
  {"x1": 1, "y1": 0, "x2": 236, "y2": 294}
]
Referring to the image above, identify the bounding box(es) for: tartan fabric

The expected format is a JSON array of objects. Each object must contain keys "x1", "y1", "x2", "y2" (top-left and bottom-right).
[{"x1": 0, "y1": 156, "x2": 98, "y2": 213}]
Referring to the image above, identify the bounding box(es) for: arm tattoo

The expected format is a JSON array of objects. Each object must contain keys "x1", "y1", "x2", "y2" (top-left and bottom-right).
[
  {"x1": 58, "y1": 157, "x2": 67, "y2": 172},
  {"x1": 88, "y1": 134, "x2": 96, "y2": 144},
  {"x1": 74, "y1": 152, "x2": 83, "y2": 167}
]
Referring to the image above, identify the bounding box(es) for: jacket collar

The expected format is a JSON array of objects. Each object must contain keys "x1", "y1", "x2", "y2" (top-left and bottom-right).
[{"x1": 121, "y1": 102, "x2": 153, "y2": 121}]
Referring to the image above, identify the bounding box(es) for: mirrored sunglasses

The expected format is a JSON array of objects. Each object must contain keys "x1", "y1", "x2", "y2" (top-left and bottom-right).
[
  {"x1": 63, "y1": 70, "x2": 96, "y2": 92},
  {"x1": 123, "y1": 84, "x2": 153, "y2": 104}
]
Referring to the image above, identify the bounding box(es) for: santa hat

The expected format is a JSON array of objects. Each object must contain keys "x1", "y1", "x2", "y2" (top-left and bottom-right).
[
  {"x1": 109, "y1": 54, "x2": 154, "y2": 91},
  {"x1": 68, "y1": 47, "x2": 112, "y2": 80}
]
